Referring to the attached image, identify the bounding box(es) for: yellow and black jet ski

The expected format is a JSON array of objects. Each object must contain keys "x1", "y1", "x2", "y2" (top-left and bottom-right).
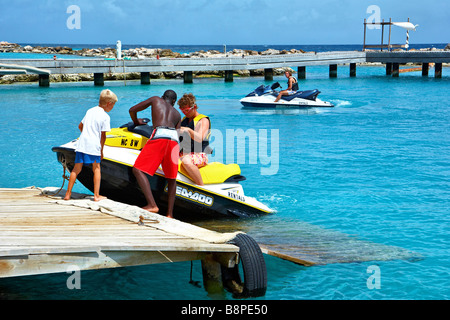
[{"x1": 52, "y1": 119, "x2": 274, "y2": 220}]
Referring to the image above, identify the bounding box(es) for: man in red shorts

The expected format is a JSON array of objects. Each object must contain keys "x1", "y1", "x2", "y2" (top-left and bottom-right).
[{"x1": 129, "y1": 90, "x2": 181, "y2": 218}]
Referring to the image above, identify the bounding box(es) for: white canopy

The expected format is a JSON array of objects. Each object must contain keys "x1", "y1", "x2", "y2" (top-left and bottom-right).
[{"x1": 392, "y1": 22, "x2": 419, "y2": 31}]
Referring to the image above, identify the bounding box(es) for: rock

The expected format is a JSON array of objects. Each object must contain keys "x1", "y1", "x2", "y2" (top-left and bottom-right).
[
  {"x1": 158, "y1": 49, "x2": 182, "y2": 58},
  {"x1": 444, "y1": 43, "x2": 450, "y2": 51},
  {"x1": 261, "y1": 48, "x2": 280, "y2": 55}
]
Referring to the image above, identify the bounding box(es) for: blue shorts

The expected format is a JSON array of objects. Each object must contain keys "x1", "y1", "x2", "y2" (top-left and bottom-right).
[{"x1": 75, "y1": 152, "x2": 101, "y2": 165}]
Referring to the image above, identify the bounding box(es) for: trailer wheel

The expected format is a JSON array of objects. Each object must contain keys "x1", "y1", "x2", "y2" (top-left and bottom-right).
[{"x1": 223, "y1": 233, "x2": 267, "y2": 298}]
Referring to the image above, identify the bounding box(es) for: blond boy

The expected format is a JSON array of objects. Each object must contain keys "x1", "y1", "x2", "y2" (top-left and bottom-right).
[{"x1": 64, "y1": 89, "x2": 117, "y2": 201}]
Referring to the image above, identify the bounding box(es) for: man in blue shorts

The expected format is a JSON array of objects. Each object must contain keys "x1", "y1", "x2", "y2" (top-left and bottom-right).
[{"x1": 64, "y1": 89, "x2": 117, "y2": 201}]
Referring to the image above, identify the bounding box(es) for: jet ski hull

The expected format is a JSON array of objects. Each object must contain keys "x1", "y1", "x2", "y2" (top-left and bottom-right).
[
  {"x1": 52, "y1": 144, "x2": 273, "y2": 220},
  {"x1": 240, "y1": 83, "x2": 334, "y2": 109},
  {"x1": 240, "y1": 97, "x2": 334, "y2": 108}
]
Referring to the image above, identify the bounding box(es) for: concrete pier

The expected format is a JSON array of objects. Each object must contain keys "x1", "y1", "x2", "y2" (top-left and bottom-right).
[
  {"x1": 329, "y1": 64, "x2": 338, "y2": 78},
  {"x1": 183, "y1": 70, "x2": 193, "y2": 83},
  {"x1": 38, "y1": 74, "x2": 50, "y2": 87},
  {"x1": 264, "y1": 68, "x2": 273, "y2": 81},
  {"x1": 0, "y1": 50, "x2": 448, "y2": 86},
  {"x1": 224, "y1": 70, "x2": 233, "y2": 82},
  {"x1": 422, "y1": 63, "x2": 429, "y2": 76},
  {"x1": 366, "y1": 51, "x2": 450, "y2": 78},
  {"x1": 93, "y1": 73, "x2": 104, "y2": 86},
  {"x1": 140, "y1": 71, "x2": 150, "y2": 84}
]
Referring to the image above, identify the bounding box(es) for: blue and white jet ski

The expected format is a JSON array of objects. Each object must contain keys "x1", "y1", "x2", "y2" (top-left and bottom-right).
[{"x1": 240, "y1": 82, "x2": 334, "y2": 108}]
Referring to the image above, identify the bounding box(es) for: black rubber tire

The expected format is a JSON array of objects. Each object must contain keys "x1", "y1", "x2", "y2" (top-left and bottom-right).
[{"x1": 226, "y1": 233, "x2": 267, "y2": 298}]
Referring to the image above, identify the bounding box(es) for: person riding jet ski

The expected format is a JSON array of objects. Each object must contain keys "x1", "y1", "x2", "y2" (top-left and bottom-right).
[{"x1": 274, "y1": 71, "x2": 299, "y2": 102}]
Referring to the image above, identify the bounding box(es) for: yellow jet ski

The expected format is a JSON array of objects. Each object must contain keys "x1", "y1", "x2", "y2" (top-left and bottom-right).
[{"x1": 52, "y1": 119, "x2": 273, "y2": 220}]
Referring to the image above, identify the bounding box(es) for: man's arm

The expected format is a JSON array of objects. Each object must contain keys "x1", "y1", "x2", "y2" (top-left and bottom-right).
[{"x1": 129, "y1": 97, "x2": 155, "y2": 126}]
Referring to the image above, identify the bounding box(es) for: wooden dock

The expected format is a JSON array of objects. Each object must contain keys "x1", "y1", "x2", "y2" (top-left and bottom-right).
[{"x1": 0, "y1": 187, "x2": 269, "y2": 296}]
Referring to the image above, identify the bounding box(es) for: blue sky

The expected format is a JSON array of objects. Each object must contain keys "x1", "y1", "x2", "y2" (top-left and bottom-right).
[{"x1": 0, "y1": 0, "x2": 448, "y2": 45}]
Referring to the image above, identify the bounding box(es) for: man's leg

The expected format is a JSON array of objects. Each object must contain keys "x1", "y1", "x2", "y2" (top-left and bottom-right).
[
  {"x1": 133, "y1": 167, "x2": 159, "y2": 212},
  {"x1": 166, "y1": 178, "x2": 176, "y2": 218}
]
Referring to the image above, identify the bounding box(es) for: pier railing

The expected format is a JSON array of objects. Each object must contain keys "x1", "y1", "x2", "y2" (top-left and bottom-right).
[{"x1": 0, "y1": 50, "x2": 448, "y2": 86}]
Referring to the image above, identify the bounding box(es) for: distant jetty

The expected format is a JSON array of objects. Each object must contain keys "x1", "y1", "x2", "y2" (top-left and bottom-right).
[
  {"x1": 1, "y1": 41, "x2": 449, "y2": 84},
  {"x1": 0, "y1": 42, "x2": 308, "y2": 84}
]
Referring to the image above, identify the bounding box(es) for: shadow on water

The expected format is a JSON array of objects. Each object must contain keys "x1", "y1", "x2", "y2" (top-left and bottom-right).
[{"x1": 191, "y1": 214, "x2": 422, "y2": 266}]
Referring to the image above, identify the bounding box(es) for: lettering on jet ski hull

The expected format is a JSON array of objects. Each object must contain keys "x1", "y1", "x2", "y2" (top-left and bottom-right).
[
  {"x1": 228, "y1": 191, "x2": 245, "y2": 202},
  {"x1": 121, "y1": 138, "x2": 139, "y2": 148},
  {"x1": 165, "y1": 185, "x2": 214, "y2": 206}
]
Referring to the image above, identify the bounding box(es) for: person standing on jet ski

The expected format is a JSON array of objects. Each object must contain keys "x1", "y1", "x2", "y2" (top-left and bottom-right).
[
  {"x1": 129, "y1": 90, "x2": 181, "y2": 218},
  {"x1": 274, "y1": 70, "x2": 299, "y2": 102},
  {"x1": 177, "y1": 93, "x2": 212, "y2": 186}
]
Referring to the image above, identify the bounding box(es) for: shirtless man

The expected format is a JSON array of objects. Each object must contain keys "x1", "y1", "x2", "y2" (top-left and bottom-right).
[{"x1": 129, "y1": 90, "x2": 181, "y2": 218}]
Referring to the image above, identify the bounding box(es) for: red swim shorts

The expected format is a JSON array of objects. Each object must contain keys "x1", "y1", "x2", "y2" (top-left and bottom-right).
[{"x1": 133, "y1": 138, "x2": 180, "y2": 179}]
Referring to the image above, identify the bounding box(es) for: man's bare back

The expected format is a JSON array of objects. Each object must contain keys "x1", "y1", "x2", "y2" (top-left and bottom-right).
[
  {"x1": 129, "y1": 89, "x2": 181, "y2": 218},
  {"x1": 129, "y1": 90, "x2": 181, "y2": 129}
]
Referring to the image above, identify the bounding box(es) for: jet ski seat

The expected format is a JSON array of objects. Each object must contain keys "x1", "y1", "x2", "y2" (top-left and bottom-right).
[
  {"x1": 276, "y1": 89, "x2": 321, "y2": 102},
  {"x1": 178, "y1": 162, "x2": 246, "y2": 184}
]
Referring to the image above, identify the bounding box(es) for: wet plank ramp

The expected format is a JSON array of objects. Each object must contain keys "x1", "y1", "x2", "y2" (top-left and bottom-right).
[
  {"x1": 196, "y1": 218, "x2": 421, "y2": 266},
  {"x1": 0, "y1": 188, "x2": 239, "y2": 278}
]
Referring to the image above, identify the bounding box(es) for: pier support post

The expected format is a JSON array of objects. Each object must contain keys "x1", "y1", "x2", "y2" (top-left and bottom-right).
[
  {"x1": 386, "y1": 63, "x2": 392, "y2": 75},
  {"x1": 264, "y1": 68, "x2": 273, "y2": 81},
  {"x1": 183, "y1": 71, "x2": 193, "y2": 83},
  {"x1": 224, "y1": 70, "x2": 233, "y2": 82},
  {"x1": 422, "y1": 63, "x2": 429, "y2": 76},
  {"x1": 201, "y1": 255, "x2": 224, "y2": 295},
  {"x1": 329, "y1": 64, "x2": 337, "y2": 78},
  {"x1": 435, "y1": 63, "x2": 442, "y2": 78},
  {"x1": 392, "y1": 63, "x2": 399, "y2": 77},
  {"x1": 350, "y1": 63, "x2": 356, "y2": 77},
  {"x1": 94, "y1": 73, "x2": 104, "y2": 86},
  {"x1": 297, "y1": 66, "x2": 306, "y2": 79},
  {"x1": 140, "y1": 72, "x2": 150, "y2": 85},
  {"x1": 38, "y1": 74, "x2": 50, "y2": 87}
]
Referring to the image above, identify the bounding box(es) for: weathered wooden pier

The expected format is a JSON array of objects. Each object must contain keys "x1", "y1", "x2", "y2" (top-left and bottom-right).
[
  {"x1": 366, "y1": 51, "x2": 448, "y2": 77},
  {"x1": 1, "y1": 50, "x2": 448, "y2": 87},
  {"x1": 0, "y1": 187, "x2": 267, "y2": 297}
]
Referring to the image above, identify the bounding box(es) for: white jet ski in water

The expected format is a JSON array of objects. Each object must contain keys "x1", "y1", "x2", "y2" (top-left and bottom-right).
[
  {"x1": 240, "y1": 82, "x2": 334, "y2": 108},
  {"x1": 52, "y1": 119, "x2": 274, "y2": 220}
]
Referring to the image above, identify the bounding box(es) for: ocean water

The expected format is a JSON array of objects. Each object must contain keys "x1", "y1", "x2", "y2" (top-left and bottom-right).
[{"x1": 0, "y1": 61, "x2": 449, "y2": 300}]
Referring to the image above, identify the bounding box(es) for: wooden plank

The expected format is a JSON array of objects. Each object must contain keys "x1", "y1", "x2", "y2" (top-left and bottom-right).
[
  {"x1": 0, "y1": 188, "x2": 240, "y2": 275},
  {"x1": 0, "y1": 250, "x2": 208, "y2": 278},
  {"x1": 260, "y1": 245, "x2": 316, "y2": 266}
]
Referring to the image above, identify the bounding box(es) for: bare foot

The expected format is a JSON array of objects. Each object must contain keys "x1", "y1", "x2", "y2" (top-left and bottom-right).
[
  {"x1": 64, "y1": 192, "x2": 71, "y2": 200},
  {"x1": 94, "y1": 195, "x2": 107, "y2": 202},
  {"x1": 142, "y1": 205, "x2": 159, "y2": 213},
  {"x1": 166, "y1": 214, "x2": 174, "y2": 219}
]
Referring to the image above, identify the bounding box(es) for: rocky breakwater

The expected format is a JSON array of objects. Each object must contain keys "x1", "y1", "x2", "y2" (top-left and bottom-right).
[{"x1": 1, "y1": 41, "x2": 308, "y2": 84}]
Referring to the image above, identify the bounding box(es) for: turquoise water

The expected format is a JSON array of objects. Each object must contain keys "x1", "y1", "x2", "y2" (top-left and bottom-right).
[{"x1": 0, "y1": 65, "x2": 449, "y2": 300}]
